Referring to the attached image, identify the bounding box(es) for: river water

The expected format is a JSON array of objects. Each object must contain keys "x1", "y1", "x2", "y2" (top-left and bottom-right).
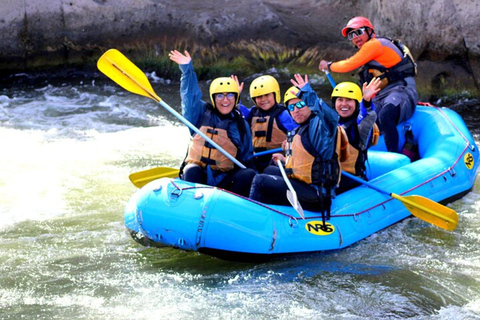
[{"x1": 1, "y1": 71, "x2": 479, "y2": 319}]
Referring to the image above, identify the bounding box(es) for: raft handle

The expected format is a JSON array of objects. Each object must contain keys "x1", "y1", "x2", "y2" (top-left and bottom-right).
[
  {"x1": 171, "y1": 187, "x2": 183, "y2": 198},
  {"x1": 448, "y1": 168, "x2": 456, "y2": 177},
  {"x1": 353, "y1": 212, "x2": 361, "y2": 222},
  {"x1": 289, "y1": 217, "x2": 299, "y2": 228}
]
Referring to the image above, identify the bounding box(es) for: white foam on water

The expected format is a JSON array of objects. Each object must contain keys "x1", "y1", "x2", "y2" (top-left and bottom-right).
[
  {"x1": 0, "y1": 124, "x2": 190, "y2": 230},
  {"x1": 1, "y1": 79, "x2": 479, "y2": 320}
]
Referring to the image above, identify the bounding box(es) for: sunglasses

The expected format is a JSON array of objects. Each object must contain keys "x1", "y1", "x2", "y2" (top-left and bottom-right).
[
  {"x1": 215, "y1": 93, "x2": 236, "y2": 101},
  {"x1": 287, "y1": 101, "x2": 306, "y2": 112},
  {"x1": 347, "y1": 28, "x2": 366, "y2": 41}
]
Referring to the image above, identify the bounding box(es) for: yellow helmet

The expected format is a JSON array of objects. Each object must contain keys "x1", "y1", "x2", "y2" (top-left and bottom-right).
[
  {"x1": 283, "y1": 86, "x2": 300, "y2": 105},
  {"x1": 249, "y1": 75, "x2": 281, "y2": 104},
  {"x1": 331, "y1": 82, "x2": 362, "y2": 103},
  {"x1": 209, "y1": 77, "x2": 239, "y2": 107}
]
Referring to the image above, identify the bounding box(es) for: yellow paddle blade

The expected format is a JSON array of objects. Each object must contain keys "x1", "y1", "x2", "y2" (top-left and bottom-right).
[
  {"x1": 97, "y1": 49, "x2": 161, "y2": 102},
  {"x1": 391, "y1": 193, "x2": 458, "y2": 231},
  {"x1": 129, "y1": 167, "x2": 180, "y2": 188}
]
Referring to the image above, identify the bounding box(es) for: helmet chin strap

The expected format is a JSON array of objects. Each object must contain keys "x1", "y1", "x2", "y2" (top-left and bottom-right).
[{"x1": 366, "y1": 28, "x2": 374, "y2": 40}]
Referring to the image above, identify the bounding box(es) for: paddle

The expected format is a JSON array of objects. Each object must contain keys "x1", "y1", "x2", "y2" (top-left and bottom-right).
[
  {"x1": 97, "y1": 48, "x2": 246, "y2": 170},
  {"x1": 323, "y1": 69, "x2": 337, "y2": 88},
  {"x1": 277, "y1": 159, "x2": 305, "y2": 219},
  {"x1": 342, "y1": 171, "x2": 458, "y2": 231},
  {"x1": 129, "y1": 148, "x2": 283, "y2": 188},
  {"x1": 129, "y1": 167, "x2": 179, "y2": 188}
]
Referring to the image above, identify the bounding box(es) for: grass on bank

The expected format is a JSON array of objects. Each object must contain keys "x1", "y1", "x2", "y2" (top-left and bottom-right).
[
  {"x1": 98, "y1": 37, "x2": 326, "y2": 79},
  {"x1": 7, "y1": 36, "x2": 478, "y2": 102}
]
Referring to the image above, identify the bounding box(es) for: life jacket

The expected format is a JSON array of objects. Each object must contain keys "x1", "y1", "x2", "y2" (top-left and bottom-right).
[
  {"x1": 248, "y1": 105, "x2": 287, "y2": 153},
  {"x1": 360, "y1": 37, "x2": 417, "y2": 89},
  {"x1": 341, "y1": 123, "x2": 379, "y2": 176},
  {"x1": 285, "y1": 124, "x2": 348, "y2": 187},
  {"x1": 185, "y1": 108, "x2": 240, "y2": 172}
]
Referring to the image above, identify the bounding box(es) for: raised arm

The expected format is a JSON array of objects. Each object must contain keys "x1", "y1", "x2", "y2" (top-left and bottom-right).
[
  {"x1": 169, "y1": 50, "x2": 206, "y2": 133},
  {"x1": 290, "y1": 74, "x2": 331, "y2": 116},
  {"x1": 290, "y1": 74, "x2": 339, "y2": 158},
  {"x1": 357, "y1": 77, "x2": 381, "y2": 148}
]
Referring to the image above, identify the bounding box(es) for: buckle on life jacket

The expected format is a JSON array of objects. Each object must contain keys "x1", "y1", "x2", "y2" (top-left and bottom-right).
[{"x1": 255, "y1": 130, "x2": 267, "y2": 137}]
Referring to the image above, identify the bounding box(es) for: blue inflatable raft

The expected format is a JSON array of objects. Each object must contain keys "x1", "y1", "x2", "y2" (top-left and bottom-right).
[{"x1": 124, "y1": 105, "x2": 479, "y2": 261}]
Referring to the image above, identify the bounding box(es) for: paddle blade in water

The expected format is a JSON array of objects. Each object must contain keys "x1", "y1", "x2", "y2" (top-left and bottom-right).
[
  {"x1": 129, "y1": 167, "x2": 180, "y2": 188},
  {"x1": 97, "y1": 49, "x2": 161, "y2": 102},
  {"x1": 392, "y1": 194, "x2": 458, "y2": 231}
]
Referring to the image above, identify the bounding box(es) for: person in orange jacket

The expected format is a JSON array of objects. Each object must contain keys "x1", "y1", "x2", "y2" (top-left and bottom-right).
[{"x1": 319, "y1": 16, "x2": 418, "y2": 154}]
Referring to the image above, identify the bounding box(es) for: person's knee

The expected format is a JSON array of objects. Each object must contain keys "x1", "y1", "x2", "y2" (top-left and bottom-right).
[
  {"x1": 249, "y1": 173, "x2": 279, "y2": 199},
  {"x1": 378, "y1": 103, "x2": 400, "y2": 125},
  {"x1": 249, "y1": 174, "x2": 264, "y2": 199},
  {"x1": 263, "y1": 165, "x2": 280, "y2": 176},
  {"x1": 182, "y1": 164, "x2": 204, "y2": 183},
  {"x1": 243, "y1": 168, "x2": 257, "y2": 182}
]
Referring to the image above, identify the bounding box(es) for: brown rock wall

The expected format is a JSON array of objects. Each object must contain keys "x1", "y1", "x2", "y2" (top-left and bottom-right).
[{"x1": 0, "y1": 0, "x2": 478, "y2": 91}]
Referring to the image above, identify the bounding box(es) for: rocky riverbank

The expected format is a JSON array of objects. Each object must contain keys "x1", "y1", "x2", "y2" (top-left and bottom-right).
[{"x1": 1, "y1": 0, "x2": 479, "y2": 98}]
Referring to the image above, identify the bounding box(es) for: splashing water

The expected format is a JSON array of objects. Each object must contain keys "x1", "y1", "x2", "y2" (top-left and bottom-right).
[{"x1": 0, "y1": 73, "x2": 479, "y2": 319}]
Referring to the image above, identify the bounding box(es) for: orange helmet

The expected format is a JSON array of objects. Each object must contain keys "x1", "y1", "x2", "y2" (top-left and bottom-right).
[{"x1": 341, "y1": 16, "x2": 374, "y2": 37}]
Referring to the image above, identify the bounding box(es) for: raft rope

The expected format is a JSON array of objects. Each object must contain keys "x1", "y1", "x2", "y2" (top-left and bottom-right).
[
  {"x1": 331, "y1": 103, "x2": 474, "y2": 221},
  {"x1": 398, "y1": 104, "x2": 474, "y2": 196},
  {"x1": 169, "y1": 179, "x2": 300, "y2": 221},
  {"x1": 168, "y1": 105, "x2": 473, "y2": 222}
]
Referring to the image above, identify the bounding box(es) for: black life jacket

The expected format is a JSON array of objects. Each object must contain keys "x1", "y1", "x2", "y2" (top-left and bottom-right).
[{"x1": 360, "y1": 37, "x2": 417, "y2": 85}]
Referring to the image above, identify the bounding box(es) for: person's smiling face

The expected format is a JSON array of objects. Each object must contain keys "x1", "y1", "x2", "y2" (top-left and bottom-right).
[
  {"x1": 335, "y1": 97, "x2": 356, "y2": 118},
  {"x1": 214, "y1": 92, "x2": 236, "y2": 115},
  {"x1": 254, "y1": 93, "x2": 275, "y2": 111}
]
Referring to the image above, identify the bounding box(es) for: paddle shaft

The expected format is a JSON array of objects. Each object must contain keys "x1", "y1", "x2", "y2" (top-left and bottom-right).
[
  {"x1": 324, "y1": 70, "x2": 337, "y2": 88},
  {"x1": 277, "y1": 160, "x2": 296, "y2": 195},
  {"x1": 342, "y1": 171, "x2": 389, "y2": 196},
  {"x1": 253, "y1": 148, "x2": 282, "y2": 157}
]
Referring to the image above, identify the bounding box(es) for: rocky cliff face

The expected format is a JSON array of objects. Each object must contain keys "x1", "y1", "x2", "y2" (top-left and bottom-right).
[{"x1": 1, "y1": 0, "x2": 478, "y2": 94}]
